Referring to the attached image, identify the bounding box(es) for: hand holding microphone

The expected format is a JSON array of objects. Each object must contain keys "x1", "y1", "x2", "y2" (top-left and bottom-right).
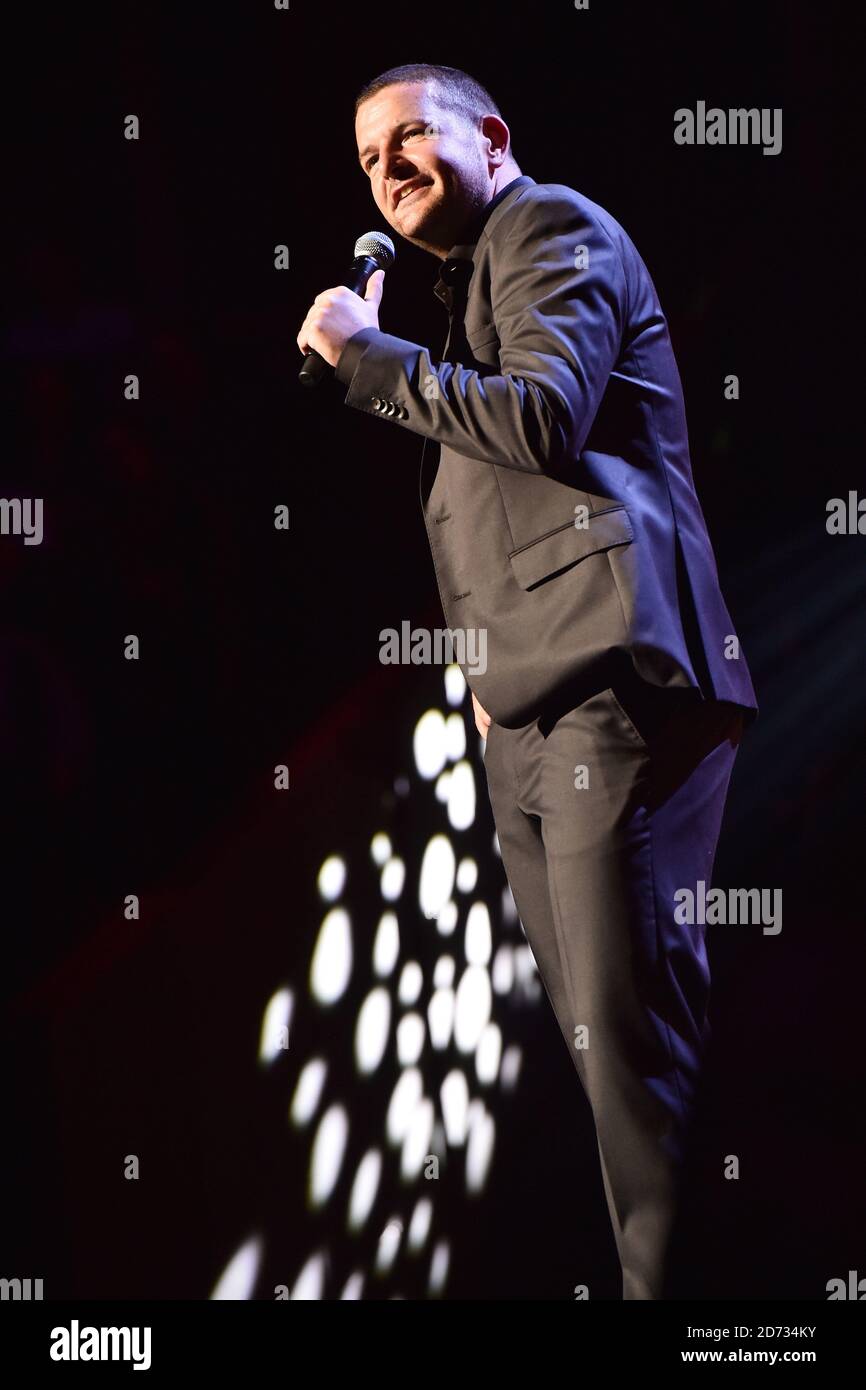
[{"x1": 297, "y1": 231, "x2": 395, "y2": 388}]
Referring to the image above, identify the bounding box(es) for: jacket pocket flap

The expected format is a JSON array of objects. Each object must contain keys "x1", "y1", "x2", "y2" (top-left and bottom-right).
[
  {"x1": 508, "y1": 505, "x2": 633, "y2": 590},
  {"x1": 466, "y1": 321, "x2": 499, "y2": 350}
]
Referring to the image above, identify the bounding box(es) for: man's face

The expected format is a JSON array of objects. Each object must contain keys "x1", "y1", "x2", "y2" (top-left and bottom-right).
[{"x1": 355, "y1": 82, "x2": 494, "y2": 257}]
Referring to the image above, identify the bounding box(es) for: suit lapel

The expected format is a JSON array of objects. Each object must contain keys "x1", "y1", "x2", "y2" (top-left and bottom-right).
[
  {"x1": 420, "y1": 267, "x2": 473, "y2": 506},
  {"x1": 418, "y1": 179, "x2": 537, "y2": 511}
]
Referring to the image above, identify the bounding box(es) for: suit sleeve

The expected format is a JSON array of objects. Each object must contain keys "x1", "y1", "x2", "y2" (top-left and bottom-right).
[{"x1": 334, "y1": 189, "x2": 627, "y2": 479}]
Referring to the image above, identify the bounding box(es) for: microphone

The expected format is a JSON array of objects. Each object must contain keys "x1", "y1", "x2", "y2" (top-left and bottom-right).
[{"x1": 299, "y1": 230, "x2": 396, "y2": 389}]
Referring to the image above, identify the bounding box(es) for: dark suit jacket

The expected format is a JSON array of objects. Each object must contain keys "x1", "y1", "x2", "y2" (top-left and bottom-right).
[{"x1": 336, "y1": 174, "x2": 758, "y2": 729}]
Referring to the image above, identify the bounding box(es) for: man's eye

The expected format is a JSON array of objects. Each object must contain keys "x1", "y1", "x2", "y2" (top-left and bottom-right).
[{"x1": 365, "y1": 128, "x2": 427, "y2": 172}]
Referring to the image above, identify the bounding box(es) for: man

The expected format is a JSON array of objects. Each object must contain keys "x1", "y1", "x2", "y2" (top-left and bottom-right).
[{"x1": 297, "y1": 63, "x2": 758, "y2": 1300}]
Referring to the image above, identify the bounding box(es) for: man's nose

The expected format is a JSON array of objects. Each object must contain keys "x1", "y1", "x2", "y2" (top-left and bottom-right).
[{"x1": 381, "y1": 150, "x2": 414, "y2": 186}]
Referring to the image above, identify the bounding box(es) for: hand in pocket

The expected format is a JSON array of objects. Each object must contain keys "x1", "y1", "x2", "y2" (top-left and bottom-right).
[{"x1": 472, "y1": 690, "x2": 493, "y2": 740}]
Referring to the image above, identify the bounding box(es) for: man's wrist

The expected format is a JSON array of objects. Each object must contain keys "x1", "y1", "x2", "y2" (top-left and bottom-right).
[{"x1": 335, "y1": 326, "x2": 382, "y2": 386}]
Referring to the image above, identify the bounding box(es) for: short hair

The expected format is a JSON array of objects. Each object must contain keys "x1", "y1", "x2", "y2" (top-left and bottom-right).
[{"x1": 354, "y1": 63, "x2": 514, "y2": 158}]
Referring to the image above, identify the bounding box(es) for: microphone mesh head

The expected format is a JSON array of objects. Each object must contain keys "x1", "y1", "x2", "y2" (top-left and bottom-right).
[{"x1": 354, "y1": 231, "x2": 396, "y2": 269}]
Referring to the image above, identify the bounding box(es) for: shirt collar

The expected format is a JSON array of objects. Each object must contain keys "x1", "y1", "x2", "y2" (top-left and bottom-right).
[{"x1": 433, "y1": 175, "x2": 535, "y2": 307}]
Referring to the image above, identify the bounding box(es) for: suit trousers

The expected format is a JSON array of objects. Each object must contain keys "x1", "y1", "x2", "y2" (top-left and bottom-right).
[{"x1": 482, "y1": 655, "x2": 746, "y2": 1299}]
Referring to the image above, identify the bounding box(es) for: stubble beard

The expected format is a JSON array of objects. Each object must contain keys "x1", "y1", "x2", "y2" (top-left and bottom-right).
[{"x1": 394, "y1": 177, "x2": 485, "y2": 258}]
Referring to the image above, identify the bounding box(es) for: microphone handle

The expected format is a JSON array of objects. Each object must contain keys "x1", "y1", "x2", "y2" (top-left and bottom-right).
[{"x1": 299, "y1": 254, "x2": 381, "y2": 389}]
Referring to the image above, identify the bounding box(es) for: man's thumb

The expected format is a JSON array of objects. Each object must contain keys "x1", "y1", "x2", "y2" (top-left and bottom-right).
[{"x1": 365, "y1": 268, "x2": 385, "y2": 304}]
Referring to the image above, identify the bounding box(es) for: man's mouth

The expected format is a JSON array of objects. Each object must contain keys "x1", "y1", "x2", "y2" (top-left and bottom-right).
[{"x1": 393, "y1": 180, "x2": 432, "y2": 211}]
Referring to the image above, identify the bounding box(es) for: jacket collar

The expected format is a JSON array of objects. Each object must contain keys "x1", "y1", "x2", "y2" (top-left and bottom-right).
[{"x1": 433, "y1": 175, "x2": 536, "y2": 308}]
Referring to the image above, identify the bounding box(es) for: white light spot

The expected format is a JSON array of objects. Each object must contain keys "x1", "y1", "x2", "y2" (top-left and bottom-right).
[
  {"x1": 440, "y1": 1069, "x2": 470, "y2": 1145},
  {"x1": 436, "y1": 900, "x2": 458, "y2": 935},
  {"x1": 445, "y1": 711, "x2": 467, "y2": 761},
  {"x1": 514, "y1": 945, "x2": 543, "y2": 1001},
  {"x1": 501, "y1": 882, "x2": 517, "y2": 922},
  {"x1": 434, "y1": 770, "x2": 451, "y2": 803},
  {"x1": 396, "y1": 1011, "x2": 425, "y2": 1065},
  {"x1": 355, "y1": 988, "x2": 391, "y2": 1074},
  {"x1": 428, "y1": 1239, "x2": 451, "y2": 1295},
  {"x1": 309, "y1": 1104, "x2": 349, "y2": 1207},
  {"x1": 427, "y1": 988, "x2": 455, "y2": 1050},
  {"x1": 407, "y1": 1197, "x2": 433, "y2": 1251},
  {"x1": 370, "y1": 832, "x2": 392, "y2": 866},
  {"x1": 341, "y1": 1271, "x2": 365, "y2": 1299},
  {"x1": 398, "y1": 960, "x2": 423, "y2": 1005},
  {"x1": 466, "y1": 1108, "x2": 496, "y2": 1193},
  {"x1": 419, "y1": 835, "x2": 456, "y2": 920},
  {"x1": 401, "y1": 1097, "x2": 435, "y2": 1180},
  {"x1": 454, "y1": 965, "x2": 492, "y2": 1053},
  {"x1": 386, "y1": 1067, "x2": 423, "y2": 1145},
  {"x1": 500, "y1": 1045, "x2": 523, "y2": 1090},
  {"x1": 258, "y1": 987, "x2": 293, "y2": 1063},
  {"x1": 444, "y1": 664, "x2": 466, "y2": 706},
  {"x1": 291, "y1": 1250, "x2": 327, "y2": 1300},
  {"x1": 455, "y1": 858, "x2": 478, "y2": 893},
  {"x1": 476, "y1": 1022, "x2": 502, "y2": 1084},
  {"x1": 433, "y1": 955, "x2": 455, "y2": 989},
  {"x1": 289, "y1": 1056, "x2": 327, "y2": 1127},
  {"x1": 465, "y1": 901, "x2": 492, "y2": 965},
  {"x1": 210, "y1": 1234, "x2": 263, "y2": 1300},
  {"x1": 375, "y1": 1218, "x2": 403, "y2": 1273},
  {"x1": 432, "y1": 1118, "x2": 448, "y2": 1156},
  {"x1": 492, "y1": 945, "x2": 515, "y2": 994},
  {"x1": 381, "y1": 857, "x2": 406, "y2": 902},
  {"x1": 317, "y1": 854, "x2": 346, "y2": 901},
  {"x1": 447, "y1": 760, "x2": 476, "y2": 831},
  {"x1": 310, "y1": 909, "x2": 352, "y2": 1005},
  {"x1": 373, "y1": 911, "x2": 400, "y2": 976},
  {"x1": 413, "y1": 709, "x2": 448, "y2": 779},
  {"x1": 347, "y1": 1149, "x2": 382, "y2": 1231}
]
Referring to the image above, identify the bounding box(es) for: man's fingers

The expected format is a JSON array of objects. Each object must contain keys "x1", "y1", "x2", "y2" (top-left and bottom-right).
[{"x1": 365, "y1": 268, "x2": 385, "y2": 305}]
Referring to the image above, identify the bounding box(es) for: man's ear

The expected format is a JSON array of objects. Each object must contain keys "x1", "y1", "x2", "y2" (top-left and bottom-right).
[{"x1": 481, "y1": 113, "x2": 510, "y2": 164}]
